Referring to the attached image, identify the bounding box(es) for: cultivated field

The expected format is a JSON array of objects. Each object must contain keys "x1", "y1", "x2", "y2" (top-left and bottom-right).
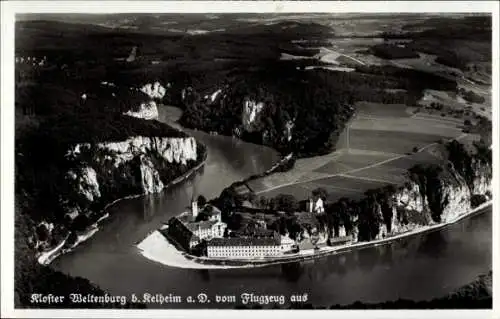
[
  {"x1": 348, "y1": 130, "x2": 445, "y2": 154},
  {"x1": 254, "y1": 101, "x2": 468, "y2": 202}
]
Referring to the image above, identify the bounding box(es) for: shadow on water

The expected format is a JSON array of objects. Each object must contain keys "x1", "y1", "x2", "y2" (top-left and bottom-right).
[
  {"x1": 198, "y1": 269, "x2": 211, "y2": 282},
  {"x1": 356, "y1": 246, "x2": 380, "y2": 273},
  {"x1": 416, "y1": 230, "x2": 449, "y2": 258},
  {"x1": 378, "y1": 245, "x2": 395, "y2": 266},
  {"x1": 281, "y1": 262, "x2": 304, "y2": 282}
]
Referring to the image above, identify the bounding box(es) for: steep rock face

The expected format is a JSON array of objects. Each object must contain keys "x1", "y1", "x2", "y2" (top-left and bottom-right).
[
  {"x1": 395, "y1": 182, "x2": 427, "y2": 213},
  {"x1": 139, "y1": 155, "x2": 164, "y2": 193},
  {"x1": 61, "y1": 136, "x2": 198, "y2": 222},
  {"x1": 124, "y1": 101, "x2": 159, "y2": 120},
  {"x1": 68, "y1": 136, "x2": 197, "y2": 167},
  {"x1": 338, "y1": 225, "x2": 347, "y2": 237},
  {"x1": 242, "y1": 99, "x2": 265, "y2": 132},
  {"x1": 284, "y1": 120, "x2": 295, "y2": 142},
  {"x1": 391, "y1": 182, "x2": 432, "y2": 234},
  {"x1": 439, "y1": 178, "x2": 471, "y2": 223},
  {"x1": 323, "y1": 148, "x2": 492, "y2": 245},
  {"x1": 65, "y1": 136, "x2": 197, "y2": 211},
  {"x1": 471, "y1": 159, "x2": 492, "y2": 195},
  {"x1": 32, "y1": 135, "x2": 201, "y2": 263},
  {"x1": 385, "y1": 162, "x2": 491, "y2": 236},
  {"x1": 204, "y1": 89, "x2": 222, "y2": 103},
  {"x1": 67, "y1": 167, "x2": 101, "y2": 202},
  {"x1": 140, "y1": 82, "x2": 167, "y2": 100}
]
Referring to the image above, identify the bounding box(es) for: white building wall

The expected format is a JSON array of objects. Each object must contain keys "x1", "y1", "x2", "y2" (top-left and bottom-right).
[
  {"x1": 315, "y1": 198, "x2": 325, "y2": 213},
  {"x1": 207, "y1": 245, "x2": 281, "y2": 258}
]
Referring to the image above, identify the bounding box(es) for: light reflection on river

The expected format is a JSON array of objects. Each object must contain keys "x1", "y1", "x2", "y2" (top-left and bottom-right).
[{"x1": 51, "y1": 106, "x2": 491, "y2": 308}]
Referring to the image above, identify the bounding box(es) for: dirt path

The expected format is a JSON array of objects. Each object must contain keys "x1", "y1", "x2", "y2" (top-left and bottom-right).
[{"x1": 339, "y1": 174, "x2": 396, "y2": 185}]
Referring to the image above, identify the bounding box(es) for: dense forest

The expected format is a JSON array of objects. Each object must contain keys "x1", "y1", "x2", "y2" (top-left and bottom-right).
[
  {"x1": 178, "y1": 62, "x2": 457, "y2": 156},
  {"x1": 383, "y1": 15, "x2": 492, "y2": 71},
  {"x1": 14, "y1": 21, "x2": 211, "y2": 308},
  {"x1": 369, "y1": 43, "x2": 419, "y2": 60},
  {"x1": 17, "y1": 18, "x2": 463, "y2": 158},
  {"x1": 15, "y1": 77, "x2": 207, "y2": 307}
]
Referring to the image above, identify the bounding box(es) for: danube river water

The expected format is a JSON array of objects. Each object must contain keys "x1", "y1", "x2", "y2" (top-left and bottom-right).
[{"x1": 51, "y1": 106, "x2": 492, "y2": 308}]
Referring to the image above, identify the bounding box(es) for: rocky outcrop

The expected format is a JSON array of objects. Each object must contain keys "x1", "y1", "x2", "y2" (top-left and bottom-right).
[
  {"x1": 68, "y1": 167, "x2": 101, "y2": 202},
  {"x1": 32, "y1": 135, "x2": 201, "y2": 263},
  {"x1": 62, "y1": 136, "x2": 198, "y2": 216},
  {"x1": 471, "y1": 158, "x2": 492, "y2": 195},
  {"x1": 204, "y1": 89, "x2": 222, "y2": 103},
  {"x1": 324, "y1": 142, "x2": 492, "y2": 244},
  {"x1": 284, "y1": 120, "x2": 295, "y2": 142},
  {"x1": 65, "y1": 134, "x2": 197, "y2": 204},
  {"x1": 67, "y1": 136, "x2": 197, "y2": 167},
  {"x1": 140, "y1": 82, "x2": 167, "y2": 100},
  {"x1": 124, "y1": 101, "x2": 159, "y2": 120},
  {"x1": 392, "y1": 157, "x2": 489, "y2": 234},
  {"x1": 138, "y1": 155, "x2": 165, "y2": 193},
  {"x1": 242, "y1": 99, "x2": 265, "y2": 132}
]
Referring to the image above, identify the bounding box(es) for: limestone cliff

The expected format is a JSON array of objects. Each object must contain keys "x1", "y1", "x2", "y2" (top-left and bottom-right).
[
  {"x1": 240, "y1": 99, "x2": 294, "y2": 143},
  {"x1": 124, "y1": 101, "x2": 159, "y2": 120},
  {"x1": 321, "y1": 142, "x2": 492, "y2": 245},
  {"x1": 386, "y1": 159, "x2": 491, "y2": 236},
  {"x1": 394, "y1": 162, "x2": 488, "y2": 238},
  {"x1": 32, "y1": 135, "x2": 201, "y2": 263},
  {"x1": 140, "y1": 81, "x2": 167, "y2": 100},
  {"x1": 123, "y1": 81, "x2": 170, "y2": 120},
  {"x1": 242, "y1": 99, "x2": 265, "y2": 132},
  {"x1": 65, "y1": 135, "x2": 197, "y2": 195},
  {"x1": 204, "y1": 89, "x2": 222, "y2": 103}
]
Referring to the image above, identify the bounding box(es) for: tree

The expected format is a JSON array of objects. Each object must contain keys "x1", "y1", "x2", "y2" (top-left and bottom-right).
[
  {"x1": 195, "y1": 210, "x2": 210, "y2": 222},
  {"x1": 197, "y1": 195, "x2": 207, "y2": 207},
  {"x1": 204, "y1": 204, "x2": 214, "y2": 214},
  {"x1": 227, "y1": 213, "x2": 243, "y2": 231},
  {"x1": 35, "y1": 223, "x2": 50, "y2": 242},
  {"x1": 216, "y1": 187, "x2": 242, "y2": 221},
  {"x1": 274, "y1": 194, "x2": 299, "y2": 213},
  {"x1": 247, "y1": 192, "x2": 257, "y2": 204},
  {"x1": 71, "y1": 214, "x2": 89, "y2": 232},
  {"x1": 287, "y1": 219, "x2": 302, "y2": 241},
  {"x1": 257, "y1": 196, "x2": 269, "y2": 209},
  {"x1": 312, "y1": 187, "x2": 328, "y2": 201}
]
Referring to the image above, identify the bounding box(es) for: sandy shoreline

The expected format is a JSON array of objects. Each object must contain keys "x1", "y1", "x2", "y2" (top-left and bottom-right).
[{"x1": 137, "y1": 200, "x2": 492, "y2": 269}]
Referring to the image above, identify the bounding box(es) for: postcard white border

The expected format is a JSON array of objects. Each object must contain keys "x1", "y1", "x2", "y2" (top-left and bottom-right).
[{"x1": 1, "y1": 1, "x2": 499, "y2": 319}]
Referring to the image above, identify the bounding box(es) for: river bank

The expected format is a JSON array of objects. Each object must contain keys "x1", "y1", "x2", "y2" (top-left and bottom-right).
[
  {"x1": 137, "y1": 200, "x2": 492, "y2": 269},
  {"x1": 38, "y1": 103, "x2": 284, "y2": 267},
  {"x1": 36, "y1": 152, "x2": 207, "y2": 266}
]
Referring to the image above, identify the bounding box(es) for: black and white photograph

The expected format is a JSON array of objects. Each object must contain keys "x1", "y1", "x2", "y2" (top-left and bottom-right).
[{"x1": 1, "y1": 1, "x2": 499, "y2": 318}]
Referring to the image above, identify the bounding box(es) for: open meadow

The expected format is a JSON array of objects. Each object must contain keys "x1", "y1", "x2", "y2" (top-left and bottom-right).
[{"x1": 254, "y1": 100, "x2": 470, "y2": 201}]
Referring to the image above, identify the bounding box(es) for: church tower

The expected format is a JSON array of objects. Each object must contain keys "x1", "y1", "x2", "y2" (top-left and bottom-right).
[
  {"x1": 192, "y1": 198, "x2": 198, "y2": 219},
  {"x1": 191, "y1": 182, "x2": 198, "y2": 219}
]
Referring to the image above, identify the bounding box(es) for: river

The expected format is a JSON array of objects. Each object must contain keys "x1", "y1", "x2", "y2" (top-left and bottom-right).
[{"x1": 51, "y1": 105, "x2": 492, "y2": 308}]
